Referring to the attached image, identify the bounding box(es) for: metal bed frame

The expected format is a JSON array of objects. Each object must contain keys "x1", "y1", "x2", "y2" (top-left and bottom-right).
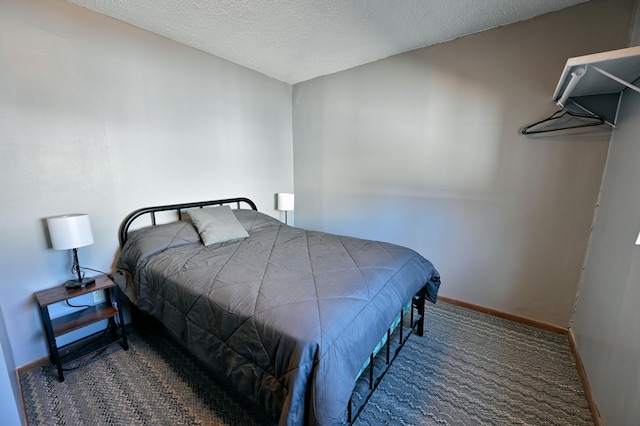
[
  {"x1": 118, "y1": 197, "x2": 427, "y2": 424},
  {"x1": 348, "y1": 287, "x2": 426, "y2": 423},
  {"x1": 119, "y1": 197, "x2": 257, "y2": 246}
]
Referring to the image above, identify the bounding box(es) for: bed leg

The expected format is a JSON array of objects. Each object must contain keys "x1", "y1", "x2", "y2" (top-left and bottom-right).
[
  {"x1": 386, "y1": 329, "x2": 391, "y2": 364},
  {"x1": 368, "y1": 354, "x2": 374, "y2": 390},
  {"x1": 348, "y1": 286, "x2": 428, "y2": 424},
  {"x1": 399, "y1": 310, "x2": 404, "y2": 344},
  {"x1": 416, "y1": 286, "x2": 426, "y2": 336},
  {"x1": 411, "y1": 303, "x2": 415, "y2": 326}
]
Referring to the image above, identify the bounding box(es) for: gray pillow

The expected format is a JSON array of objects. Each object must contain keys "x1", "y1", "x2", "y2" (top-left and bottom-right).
[
  {"x1": 233, "y1": 209, "x2": 281, "y2": 232},
  {"x1": 118, "y1": 221, "x2": 201, "y2": 272},
  {"x1": 189, "y1": 206, "x2": 249, "y2": 246}
]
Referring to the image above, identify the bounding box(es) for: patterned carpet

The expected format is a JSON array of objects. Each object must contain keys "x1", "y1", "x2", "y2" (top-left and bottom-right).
[
  {"x1": 354, "y1": 302, "x2": 593, "y2": 425},
  {"x1": 20, "y1": 302, "x2": 594, "y2": 425}
]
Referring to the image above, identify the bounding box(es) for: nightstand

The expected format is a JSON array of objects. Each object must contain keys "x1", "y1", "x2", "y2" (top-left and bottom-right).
[{"x1": 34, "y1": 274, "x2": 128, "y2": 382}]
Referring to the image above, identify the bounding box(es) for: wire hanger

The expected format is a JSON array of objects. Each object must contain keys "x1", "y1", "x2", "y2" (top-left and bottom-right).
[{"x1": 521, "y1": 109, "x2": 605, "y2": 135}]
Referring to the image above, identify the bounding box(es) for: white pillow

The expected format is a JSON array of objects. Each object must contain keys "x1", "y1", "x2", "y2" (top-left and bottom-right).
[{"x1": 189, "y1": 206, "x2": 249, "y2": 246}]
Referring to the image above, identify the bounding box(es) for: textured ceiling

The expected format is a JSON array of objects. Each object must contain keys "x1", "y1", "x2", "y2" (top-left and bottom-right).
[{"x1": 67, "y1": 0, "x2": 588, "y2": 84}]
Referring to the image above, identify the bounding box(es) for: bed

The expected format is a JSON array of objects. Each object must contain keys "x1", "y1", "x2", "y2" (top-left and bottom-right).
[{"x1": 115, "y1": 197, "x2": 440, "y2": 425}]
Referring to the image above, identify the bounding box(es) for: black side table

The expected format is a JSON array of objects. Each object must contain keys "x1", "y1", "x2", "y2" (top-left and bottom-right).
[{"x1": 34, "y1": 274, "x2": 128, "y2": 381}]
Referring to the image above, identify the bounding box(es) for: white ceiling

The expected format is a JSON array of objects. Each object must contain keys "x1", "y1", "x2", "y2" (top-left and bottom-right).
[{"x1": 67, "y1": 0, "x2": 588, "y2": 84}]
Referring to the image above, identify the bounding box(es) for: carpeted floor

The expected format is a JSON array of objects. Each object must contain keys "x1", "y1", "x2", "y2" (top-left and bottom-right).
[{"x1": 20, "y1": 301, "x2": 594, "y2": 425}]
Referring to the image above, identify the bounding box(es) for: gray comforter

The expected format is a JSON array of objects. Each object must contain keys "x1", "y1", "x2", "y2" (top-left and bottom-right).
[{"x1": 116, "y1": 209, "x2": 440, "y2": 425}]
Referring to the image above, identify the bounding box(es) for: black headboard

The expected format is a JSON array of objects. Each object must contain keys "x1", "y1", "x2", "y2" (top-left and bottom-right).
[{"x1": 119, "y1": 197, "x2": 258, "y2": 247}]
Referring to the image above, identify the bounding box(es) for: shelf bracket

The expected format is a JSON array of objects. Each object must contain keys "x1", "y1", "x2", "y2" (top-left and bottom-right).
[
  {"x1": 567, "y1": 97, "x2": 619, "y2": 128},
  {"x1": 590, "y1": 65, "x2": 640, "y2": 94}
]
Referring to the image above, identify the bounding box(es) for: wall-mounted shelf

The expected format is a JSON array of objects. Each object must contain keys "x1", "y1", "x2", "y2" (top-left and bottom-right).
[{"x1": 552, "y1": 46, "x2": 640, "y2": 126}]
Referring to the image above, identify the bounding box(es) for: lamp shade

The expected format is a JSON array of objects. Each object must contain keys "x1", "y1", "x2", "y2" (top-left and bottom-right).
[
  {"x1": 276, "y1": 193, "x2": 295, "y2": 211},
  {"x1": 46, "y1": 214, "x2": 94, "y2": 250}
]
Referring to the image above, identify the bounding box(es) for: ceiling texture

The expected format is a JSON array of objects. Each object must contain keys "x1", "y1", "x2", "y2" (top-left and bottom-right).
[{"x1": 67, "y1": 0, "x2": 588, "y2": 84}]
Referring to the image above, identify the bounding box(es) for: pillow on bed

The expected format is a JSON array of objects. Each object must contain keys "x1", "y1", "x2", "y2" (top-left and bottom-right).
[
  {"x1": 120, "y1": 221, "x2": 201, "y2": 268},
  {"x1": 189, "y1": 206, "x2": 249, "y2": 246},
  {"x1": 233, "y1": 209, "x2": 282, "y2": 232}
]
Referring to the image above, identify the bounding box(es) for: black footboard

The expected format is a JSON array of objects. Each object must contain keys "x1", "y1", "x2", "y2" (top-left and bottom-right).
[{"x1": 347, "y1": 285, "x2": 428, "y2": 423}]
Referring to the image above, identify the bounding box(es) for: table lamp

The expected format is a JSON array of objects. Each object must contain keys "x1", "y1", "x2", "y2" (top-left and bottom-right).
[
  {"x1": 276, "y1": 193, "x2": 294, "y2": 224},
  {"x1": 46, "y1": 213, "x2": 96, "y2": 289}
]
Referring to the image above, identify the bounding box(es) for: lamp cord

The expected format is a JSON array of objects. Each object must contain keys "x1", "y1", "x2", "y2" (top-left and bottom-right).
[
  {"x1": 71, "y1": 248, "x2": 85, "y2": 282},
  {"x1": 65, "y1": 300, "x2": 92, "y2": 309},
  {"x1": 64, "y1": 263, "x2": 120, "y2": 309},
  {"x1": 81, "y1": 266, "x2": 111, "y2": 276},
  {"x1": 70, "y1": 246, "x2": 112, "y2": 280},
  {"x1": 60, "y1": 323, "x2": 116, "y2": 371},
  {"x1": 64, "y1": 262, "x2": 111, "y2": 309}
]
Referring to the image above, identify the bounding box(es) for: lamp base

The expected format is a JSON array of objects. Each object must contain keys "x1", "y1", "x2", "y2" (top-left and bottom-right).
[{"x1": 64, "y1": 277, "x2": 96, "y2": 289}]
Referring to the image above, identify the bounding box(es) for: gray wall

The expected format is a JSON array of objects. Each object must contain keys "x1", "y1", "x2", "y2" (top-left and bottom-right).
[
  {"x1": 0, "y1": 0, "x2": 293, "y2": 368},
  {"x1": 0, "y1": 303, "x2": 24, "y2": 426},
  {"x1": 293, "y1": 0, "x2": 637, "y2": 326},
  {"x1": 571, "y1": 3, "x2": 640, "y2": 423}
]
